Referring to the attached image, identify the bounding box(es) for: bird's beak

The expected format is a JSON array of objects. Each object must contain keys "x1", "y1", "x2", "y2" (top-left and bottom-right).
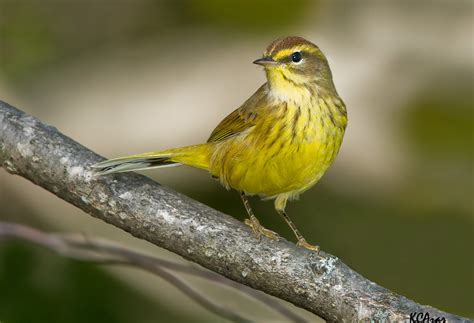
[{"x1": 253, "y1": 56, "x2": 278, "y2": 66}]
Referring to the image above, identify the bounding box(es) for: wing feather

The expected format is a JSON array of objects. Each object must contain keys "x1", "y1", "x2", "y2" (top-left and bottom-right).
[{"x1": 207, "y1": 84, "x2": 269, "y2": 143}]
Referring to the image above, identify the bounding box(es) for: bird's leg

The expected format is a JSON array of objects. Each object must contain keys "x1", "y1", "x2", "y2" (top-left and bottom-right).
[
  {"x1": 277, "y1": 209, "x2": 320, "y2": 252},
  {"x1": 240, "y1": 193, "x2": 279, "y2": 241}
]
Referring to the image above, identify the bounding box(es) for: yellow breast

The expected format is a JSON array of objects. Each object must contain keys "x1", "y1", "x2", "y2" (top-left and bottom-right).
[{"x1": 210, "y1": 91, "x2": 347, "y2": 198}]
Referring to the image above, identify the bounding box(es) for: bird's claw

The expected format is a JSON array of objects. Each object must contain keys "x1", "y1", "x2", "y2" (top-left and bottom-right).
[
  {"x1": 245, "y1": 217, "x2": 279, "y2": 241},
  {"x1": 297, "y1": 238, "x2": 320, "y2": 253}
]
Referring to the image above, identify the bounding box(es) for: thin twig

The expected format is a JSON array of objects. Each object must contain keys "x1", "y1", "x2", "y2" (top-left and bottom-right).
[
  {"x1": 77, "y1": 239, "x2": 306, "y2": 322},
  {"x1": 0, "y1": 222, "x2": 306, "y2": 323}
]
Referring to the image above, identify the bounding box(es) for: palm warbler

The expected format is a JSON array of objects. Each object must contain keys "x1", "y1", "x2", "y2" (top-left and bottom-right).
[{"x1": 93, "y1": 36, "x2": 347, "y2": 252}]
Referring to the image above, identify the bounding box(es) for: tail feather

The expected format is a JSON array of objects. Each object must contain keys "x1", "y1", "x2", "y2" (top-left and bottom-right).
[
  {"x1": 92, "y1": 144, "x2": 210, "y2": 175},
  {"x1": 92, "y1": 156, "x2": 178, "y2": 175}
]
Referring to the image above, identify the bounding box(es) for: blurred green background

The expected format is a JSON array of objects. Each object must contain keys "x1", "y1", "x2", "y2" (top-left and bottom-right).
[{"x1": 1, "y1": 0, "x2": 473, "y2": 322}]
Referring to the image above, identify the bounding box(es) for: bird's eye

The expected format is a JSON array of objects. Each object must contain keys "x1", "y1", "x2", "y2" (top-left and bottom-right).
[{"x1": 291, "y1": 51, "x2": 302, "y2": 63}]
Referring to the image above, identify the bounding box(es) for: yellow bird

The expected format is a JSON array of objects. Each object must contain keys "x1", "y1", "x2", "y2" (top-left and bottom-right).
[{"x1": 93, "y1": 36, "x2": 347, "y2": 252}]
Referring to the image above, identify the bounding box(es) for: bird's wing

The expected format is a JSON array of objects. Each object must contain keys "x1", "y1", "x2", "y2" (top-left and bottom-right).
[{"x1": 207, "y1": 84, "x2": 268, "y2": 143}]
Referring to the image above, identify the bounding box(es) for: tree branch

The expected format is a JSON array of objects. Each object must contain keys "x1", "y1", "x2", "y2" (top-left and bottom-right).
[{"x1": 0, "y1": 100, "x2": 468, "y2": 322}]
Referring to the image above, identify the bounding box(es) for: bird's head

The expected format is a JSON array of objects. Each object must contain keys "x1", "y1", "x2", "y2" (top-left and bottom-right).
[{"x1": 254, "y1": 36, "x2": 335, "y2": 97}]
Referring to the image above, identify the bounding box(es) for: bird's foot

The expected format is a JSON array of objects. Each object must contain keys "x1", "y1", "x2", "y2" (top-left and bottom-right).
[
  {"x1": 297, "y1": 238, "x2": 320, "y2": 253},
  {"x1": 245, "y1": 216, "x2": 279, "y2": 241}
]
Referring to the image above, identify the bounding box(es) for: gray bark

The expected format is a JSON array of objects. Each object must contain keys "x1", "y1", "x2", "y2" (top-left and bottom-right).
[{"x1": 0, "y1": 100, "x2": 469, "y2": 322}]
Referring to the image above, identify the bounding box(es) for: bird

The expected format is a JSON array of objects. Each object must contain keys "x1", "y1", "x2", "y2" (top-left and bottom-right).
[{"x1": 92, "y1": 36, "x2": 347, "y2": 252}]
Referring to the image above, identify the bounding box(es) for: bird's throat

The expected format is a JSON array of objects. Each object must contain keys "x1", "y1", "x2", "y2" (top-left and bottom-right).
[{"x1": 266, "y1": 74, "x2": 313, "y2": 105}]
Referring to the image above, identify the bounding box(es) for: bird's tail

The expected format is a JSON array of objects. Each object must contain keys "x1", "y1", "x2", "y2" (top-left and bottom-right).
[{"x1": 92, "y1": 144, "x2": 211, "y2": 175}]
